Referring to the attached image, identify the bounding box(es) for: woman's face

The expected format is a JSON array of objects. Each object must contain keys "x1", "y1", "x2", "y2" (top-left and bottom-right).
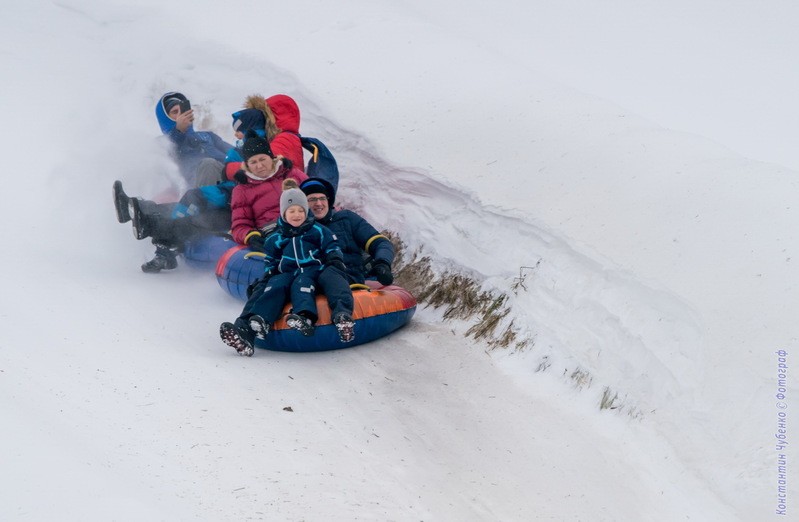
[{"x1": 246, "y1": 154, "x2": 274, "y2": 178}]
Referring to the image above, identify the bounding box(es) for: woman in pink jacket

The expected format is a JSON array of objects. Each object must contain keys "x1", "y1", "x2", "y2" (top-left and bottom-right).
[{"x1": 230, "y1": 131, "x2": 307, "y2": 249}]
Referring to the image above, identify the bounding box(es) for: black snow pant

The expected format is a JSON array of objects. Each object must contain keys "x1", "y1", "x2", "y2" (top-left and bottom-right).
[
  {"x1": 316, "y1": 265, "x2": 355, "y2": 319},
  {"x1": 139, "y1": 199, "x2": 231, "y2": 250}
]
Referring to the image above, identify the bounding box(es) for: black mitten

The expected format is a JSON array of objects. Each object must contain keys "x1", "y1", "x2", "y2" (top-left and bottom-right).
[
  {"x1": 373, "y1": 261, "x2": 394, "y2": 286},
  {"x1": 246, "y1": 272, "x2": 272, "y2": 298},
  {"x1": 329, "y1": 259, "x2": 347, "y2": 272},
  {"x1": 248, "y1": 234, "x2": 265, "y2": 252}
]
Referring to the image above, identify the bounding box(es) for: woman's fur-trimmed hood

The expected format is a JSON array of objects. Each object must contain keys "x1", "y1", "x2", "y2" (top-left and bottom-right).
[{"x1": 243, "y1": 94, "x2": 301, "y2": 139}]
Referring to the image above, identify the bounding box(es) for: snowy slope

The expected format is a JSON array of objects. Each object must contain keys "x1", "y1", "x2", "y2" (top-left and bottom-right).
[{"x1": 1, "y1": 0, "x2": 797, "y2": 520}]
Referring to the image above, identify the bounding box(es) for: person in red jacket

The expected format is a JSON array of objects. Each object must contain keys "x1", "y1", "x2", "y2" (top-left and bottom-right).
[
  {"x1": 264, "y1": 94, "x2": 304, "y2": 168},
  {"x1": 230, "y1": 131, "x2": 307, "y2": 249},
  {"x1": 224, "y1": 94, "x2": 305, "y2": 180}
]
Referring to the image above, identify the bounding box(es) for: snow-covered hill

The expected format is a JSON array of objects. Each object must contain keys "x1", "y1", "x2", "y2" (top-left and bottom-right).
[{"x1": 1, "y1": 1, "x2": 796, "y2": 520}]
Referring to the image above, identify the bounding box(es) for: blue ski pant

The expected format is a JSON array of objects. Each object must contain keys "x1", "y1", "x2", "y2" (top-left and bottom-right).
[{"x1": 240, "y1": 268, "x2": 322, "y2": 324}]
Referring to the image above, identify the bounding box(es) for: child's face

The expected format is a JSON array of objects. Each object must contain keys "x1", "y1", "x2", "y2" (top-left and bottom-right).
[
  {"x1": 234, "y1": 130, "x2": 244, "y2": 140},
  {"x1": 284, "y1": 205, "x2": 306, "y2": 227}
]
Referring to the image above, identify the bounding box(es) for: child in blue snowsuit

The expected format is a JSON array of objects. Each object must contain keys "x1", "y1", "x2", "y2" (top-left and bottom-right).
[{"x1": 219, "y1": 179, "x2": 354, "y2": 356}]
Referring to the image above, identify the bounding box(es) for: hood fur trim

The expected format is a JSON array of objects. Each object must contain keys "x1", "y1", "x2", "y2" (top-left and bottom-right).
[{"x1": 243, "y1": 94, "x2": 281, "y2": 140}]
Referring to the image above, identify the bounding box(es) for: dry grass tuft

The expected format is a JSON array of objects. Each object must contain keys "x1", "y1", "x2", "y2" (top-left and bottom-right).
[
  {"x1": 385, "y1": 231, "x2": 527, "y2": 349},
  {"x1": 568, "y1": 367, "x2": 593, "y2": 390},
  {"x1": 385, "y1": 231, "x2": 641, "y2": 416},
  {"x1": 599, "y1": 387, "x2": 620, "y2": 410}
]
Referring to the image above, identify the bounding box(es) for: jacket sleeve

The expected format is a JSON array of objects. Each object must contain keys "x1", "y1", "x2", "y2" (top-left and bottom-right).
[
  {"x1": 168, "y1": 128, "x2": 209, "y2": 161},
  {"x1": 350, "y1": 212, "x2": 394, "y2": 265},
  {"x1": 270, "y1": 133, "x2": 305, "y2": 172},
  {"x1": 211, "y1": 132, "x2": 234, "y2": 155},
  {"x1": 261, "y1": 235, "x2": 281, "y2": 274},
  {"x1": 224, "y1": 161, "x2": 243, "y2": 180},
  {"x1": 366, "y1": 235, "x2": 394, "y2": 265},
  {"x1": 224, "y1": 148, "x2": 243, "y2": 181},
  {"x1": 230, "y1": 187, "x2": 257, "y2": 245},
  {"x1": 318, "y1": 225, "x2": 343, "y2": 264},
  {"x1": 167, "y1": 127, "x2": 188, "y2": 147}
]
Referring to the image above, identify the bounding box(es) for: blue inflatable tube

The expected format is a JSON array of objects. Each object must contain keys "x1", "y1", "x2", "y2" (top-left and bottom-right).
[
  {"x1": 182, "y1": 235, "x2": 237, "y2": 270},
  {"x1": 214, "y1": 245, "x2": 416, "y2": 352}
]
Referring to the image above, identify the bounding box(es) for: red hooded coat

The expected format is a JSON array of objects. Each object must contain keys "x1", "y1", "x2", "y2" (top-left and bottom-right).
[
  {"x1": 266, "y1": 94, "x2": 304, "y2": 169},
  {"x1": 224, "y1": 94, "x2": 305, "y2": 180}
]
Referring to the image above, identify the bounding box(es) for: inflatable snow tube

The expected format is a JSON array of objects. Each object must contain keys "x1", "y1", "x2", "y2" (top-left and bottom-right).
[
  {"x1": 182, "y1": 235, "x2": 236, "y2": 270},
  {"x1": 215, "y1": 245, "x2": 416, "y2": 352}
]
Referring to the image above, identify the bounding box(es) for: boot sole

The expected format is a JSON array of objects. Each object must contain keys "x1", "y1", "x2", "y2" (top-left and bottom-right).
[
  {"x1": 335, "y1": 321, "x2": 355, "y2": 343},
  {"x1": 220, "y1": 323, "x2": 254, "y2": 356},
  {"x1": 130, "y1": 198, "x2": 149, "y2": 240},
  {"x1": 113, "y1": 180, "x2": 131, "y2": 223}
]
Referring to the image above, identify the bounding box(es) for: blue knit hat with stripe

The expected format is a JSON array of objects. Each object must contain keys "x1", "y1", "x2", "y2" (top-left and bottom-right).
[{"x1": 300, "y1": 177, "x2": 336, "y2": 208}]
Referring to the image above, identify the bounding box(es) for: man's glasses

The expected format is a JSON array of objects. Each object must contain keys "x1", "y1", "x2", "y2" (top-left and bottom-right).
[{"x1": 307, "y1": 196, "x2": 328, "y2": 203}]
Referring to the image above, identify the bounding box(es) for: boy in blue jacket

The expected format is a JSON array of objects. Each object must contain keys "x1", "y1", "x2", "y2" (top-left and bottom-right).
[
  {"x1": 113, "y1": 99, "x2": 257, "y2": 273},
  {"x1": 220, "y1": 179, "x2": 354, "y2": 356},
  {"x1": 156, "y1": 92, "x2": 233, "y2": 187}
]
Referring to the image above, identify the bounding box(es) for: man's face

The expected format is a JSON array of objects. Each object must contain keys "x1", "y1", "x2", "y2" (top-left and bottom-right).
[
  {"x1": 306, "y1": 193, "x2": 329, "y2": 219},
  {"x1": 168, "y1": 105, "x2": 181, "y2": 120}
]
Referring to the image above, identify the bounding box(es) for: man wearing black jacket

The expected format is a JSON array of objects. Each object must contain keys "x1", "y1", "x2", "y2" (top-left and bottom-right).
[{"x1": 300, "y1": 178, "x2": 395, "y2": 287}]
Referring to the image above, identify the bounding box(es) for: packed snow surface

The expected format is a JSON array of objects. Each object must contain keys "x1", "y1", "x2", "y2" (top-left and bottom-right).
[{"x1": 1, "y1": 1, "x2": 797, "y2": 520}]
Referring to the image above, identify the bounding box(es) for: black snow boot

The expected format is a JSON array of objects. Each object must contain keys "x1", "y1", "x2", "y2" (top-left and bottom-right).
[
  {"x1": 141, "y1": 245, "x2": 178, "y2": 273},
  {"x1": 130, "y1": 197, "x2": 154, "y2": 240},
  {"x1": 286, "y1": 312, "x2": 315, "y2": 337},
  {"x1": 248, "y1": 315, "x2": 270, "y2": 341},
  {"x1": 113, "y1": 180, "x2": 132, "y2": 223},
  {"x1": 220, "y1": 320, "x2": 255, "y2": 356},
  {"x1": 333, "y1": 313, "x2": 355, "y2": 343}
]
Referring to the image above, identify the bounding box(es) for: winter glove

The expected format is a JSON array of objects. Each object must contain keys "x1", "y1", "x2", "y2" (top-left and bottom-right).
[
  {"x1": 247, "y1": 272, "x2": 272, "y2": 298},
  {"x1": 328, "y1": 259, "x2": 347, "y2": 273},
  {"x1": 246, "y1": 278, "x2": 261, "y2": 298},
  {"x1": 373, "y1": 260, "x2": 394, "y2": 286},
  {"x1": 247, "y1": 233, "x2": 265, "y2": 252}
]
